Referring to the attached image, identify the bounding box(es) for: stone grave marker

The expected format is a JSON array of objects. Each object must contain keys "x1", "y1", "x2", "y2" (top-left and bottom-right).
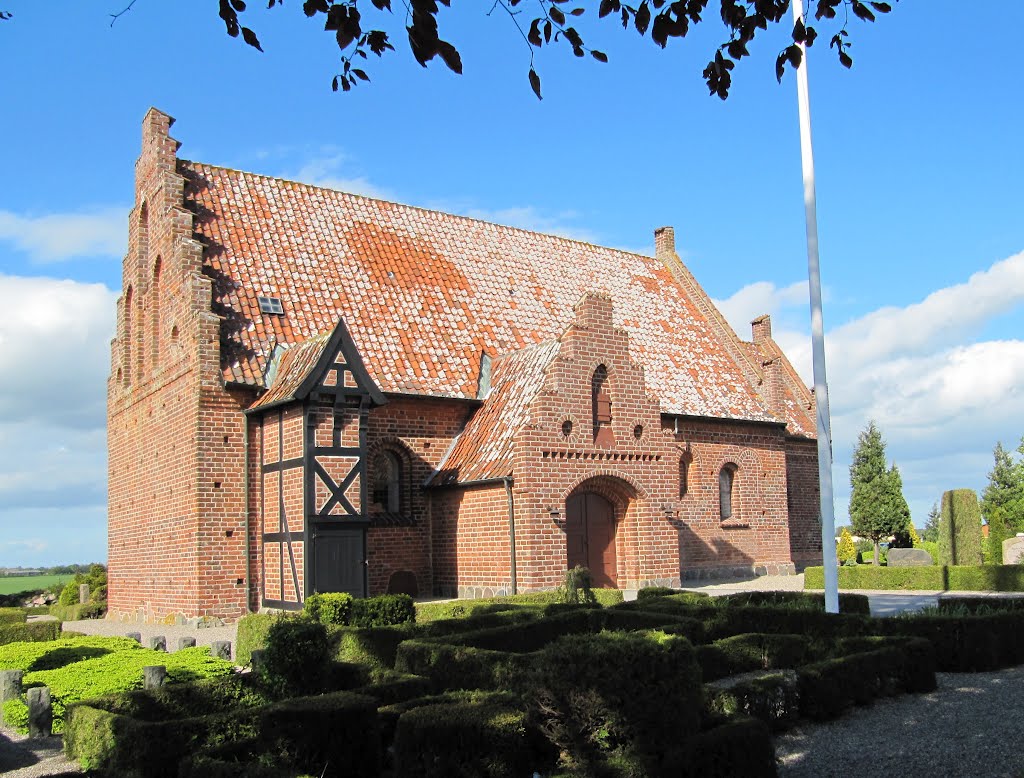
[{"x1": 887, "y1": 548, "x2": 935, "y2": 567}]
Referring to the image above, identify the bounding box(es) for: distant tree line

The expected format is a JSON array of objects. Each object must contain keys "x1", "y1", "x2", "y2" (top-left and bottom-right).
[{"x1": 0, "y1": 564, "x2": 104, "y2": 577}]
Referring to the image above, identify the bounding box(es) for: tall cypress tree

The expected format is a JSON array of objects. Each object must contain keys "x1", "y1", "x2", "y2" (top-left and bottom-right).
[{"x1": 849, "y1": 421, "x2": 911, "y2": 565}]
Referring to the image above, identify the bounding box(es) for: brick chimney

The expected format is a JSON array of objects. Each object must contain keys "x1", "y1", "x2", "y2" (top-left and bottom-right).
[
  {"x1": 751, "y1": 314, "x2": 772, "y2": 344},
  {"x1": 761, "y1": 358, "x2": 782, "y2": 418},
  {"x1": 654, "y1": 226, "x2": 676, "y2": 261}
]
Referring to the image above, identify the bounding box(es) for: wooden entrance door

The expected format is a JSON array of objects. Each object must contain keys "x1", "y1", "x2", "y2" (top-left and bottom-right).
[
  {"x1": 312, "y1": 526, "x2": 367, "y2": 597},
  {"x1": 565, "y1": 492, "x2": 617, "y2": 587}
]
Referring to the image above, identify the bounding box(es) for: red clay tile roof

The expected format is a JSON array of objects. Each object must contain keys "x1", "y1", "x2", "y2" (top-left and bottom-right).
[
  {"x1": 740, "y1": 339, "x2": 816, "y2": 439},
  {"x1": 182, "y1": 160, "x2": 780, "y2": 424},
  {"x1": 433, "y1": 340, "x2": 561, "y2": 485},
  {"x1": 247, "y1": 331, "x2": 332, "y2": 411}
]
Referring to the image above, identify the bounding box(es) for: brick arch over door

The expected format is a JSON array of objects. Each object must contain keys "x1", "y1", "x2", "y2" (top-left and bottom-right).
[{"x1": 565, "y1": 475, "x2": 637, "y2": 589}]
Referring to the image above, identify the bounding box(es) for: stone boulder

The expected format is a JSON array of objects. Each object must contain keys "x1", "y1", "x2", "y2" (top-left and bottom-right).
[{"x1": 887, "y1": 548, "x2": 934, "y2": 567}]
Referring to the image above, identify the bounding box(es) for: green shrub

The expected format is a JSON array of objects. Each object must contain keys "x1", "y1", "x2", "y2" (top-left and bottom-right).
[
  {"x1": 937, "y1": 596, "x2": 1024, "y2": 614},
  {"x1": 804, "y1": 564, "x2": 1024, "y2": 592},
  {"x1": 236, "y1": 613, "x2": 281, "y2": 667},
  {"x1": 303, "y1": 592, "x2": 353, "y2": 625},
  {"x1": 557, "y1": 565, "x2": 598, "y2": 605},
  {"x1": 880, "y1": 610, "x2": 1024, "y2": 671},
  {"x1": 796, "y1": 637, "x2": 936, "y2": 719},
  {"x1": 414, "y1": 589, "x2": 622, "y2": 623},
  {"x1": 260, "y1": 617, "x2": 330, "y2": 697},
  {"x1": 0, "y1": 607, "x2": 27, "y2": 623},
  {"x1": 396, "y1": 639, "x2": 528, "y2": 692},
  {"x1": 938, "y1": 489, "x2": 983, "y2": 566},
  {"x1": 350, "y1": 593, "x2": 416, "y2": 628},
  {"x1": 837, "y1": 527, "x2": 857, "y2": 565},
  {"x1": 697, "y1": 633, "x2": 810, "y2": 682},
  {"x1": 5, "y1": 645, "x2": 234, "y2": 734},
  {"x1": 65, "y1": 690, "x2": 381, "y2": 778},
  {"x1": 704, "y1": 672, "x2": 800, "y2": 732},
  {"x1": 720, "y1": 591, "x2": 871, "y2": 615},
  {"x1": 331, "y1": 623, "x2": 416, "y2": 670},
  {"x1": 393, "y1": 694, "x2": 547, "y2": 778},
  {"x1": 0, "y1": 619, "x2": 61, "y2": 646},
  {"x1": 636, "y1": 585, "x2": 678, "y2": 600},
  {"x1": 58, "y1": 580, "x2": 81, "y2": 607},
  {"x1": 0, "y1": 635, "x2": 140, "y2": 672},
  {"x1": 523, "y1": 630, "x2": 703, "y2": 776},
  {"x1": 680, "y1": 717, "x2": 777, "y2": 778}
]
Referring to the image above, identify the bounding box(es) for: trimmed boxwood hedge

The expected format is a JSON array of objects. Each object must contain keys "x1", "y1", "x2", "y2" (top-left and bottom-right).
[
  {"x1": 680, "y1": 716, "x2": 778, "y2": 778},
  {"x1": 413, "y1": 588, "x2": 623, "y2": 622},
  {"x1": 720, "y1": 591, "x2": 871, "y2": 615},
  {"x1": 65, "y1": 690, "x2": 381, "y2": 777},
  {"x1": 0, "y1": 619, "x2": 61, "y2": 646},
  {"x1": 0, "y1": 607, "x2": 27, "y2": 623},
  {"x1": 393, "y1": 694, "x2": 547, "y2": 778},
  {"x1": 879, "y1": 610, "x2": 1024, "y2": 671},
  {"x1": 697, "y1": 633, "x2": 811, "y2": 682},
  {"x1": 804, "y1": 564, "x2": 1024, "y2": 591}
]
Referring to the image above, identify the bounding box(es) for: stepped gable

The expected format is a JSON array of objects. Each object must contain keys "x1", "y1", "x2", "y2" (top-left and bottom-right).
[
  {"x1": 432, "y1": 339, "x2": 561, "y2": 485},
  {"x1": 181, "y1": 159, "x2": 776, "y2": 423}
]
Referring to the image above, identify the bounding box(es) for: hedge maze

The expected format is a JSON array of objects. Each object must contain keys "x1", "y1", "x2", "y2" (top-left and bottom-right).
[{"x1": 17, "y1": 588, "x2": 1024, "y2": 777}]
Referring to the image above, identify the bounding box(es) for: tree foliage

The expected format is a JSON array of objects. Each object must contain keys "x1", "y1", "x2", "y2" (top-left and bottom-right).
[
  {"x1": 985, "y1": 505, "x2": 1010, "y2": 565},
  {"x1": 836, "y1": 526, "x2": 857, "y2": 565},
  {"x1": 937, "y1": 488, "x2": 982, "y2": 567},
  {"x1": 981, "y1": 439, "x2": 1024, "y2": 534},
  {"x1": 848, "y1": 420, "x2": 910, "y2": 564},
  {"x1": 920, "y1": 501, "x2": 940, "y2": 544},
  {"x1": 2, "y1": 1, "x2": 896, "y2": 98}
]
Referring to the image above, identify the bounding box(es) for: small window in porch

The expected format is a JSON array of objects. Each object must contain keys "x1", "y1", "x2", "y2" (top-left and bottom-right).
[
  {"x1": 371, "y1": 451, "x2": 402, "y2": 513},
  {"x1": 719, "y1": 463, "x2": 738, "y2": 520}
]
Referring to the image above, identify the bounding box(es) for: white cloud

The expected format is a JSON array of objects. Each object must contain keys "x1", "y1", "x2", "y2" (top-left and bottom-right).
[
  {"x1": 458, "y1": 205, "x2": 599, "y2": 244},
  {"x1": 717, "y1": 250, "x2": 1024, "y2": 528},
  {"x1": 0, "y1": 539, "x2": 50, "y2": 554},
  {"x1": 714, "y1": 280, "x2": 809, "y2": 340},
  {"x1": 288, "y1": 152, "x2": 396, "y2": 201},
  {"x1": 0, "y1": 206, "x2": 127, "y2": 262}
]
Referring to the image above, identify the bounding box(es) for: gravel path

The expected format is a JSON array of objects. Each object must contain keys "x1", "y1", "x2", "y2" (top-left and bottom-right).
[{"x1": 775, "y1": 666, "x2": 1024, "y2": 776}]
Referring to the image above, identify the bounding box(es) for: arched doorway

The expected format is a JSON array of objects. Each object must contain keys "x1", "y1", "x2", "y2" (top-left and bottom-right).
[{"x1": 566, "y1": 492, "x2": 617, "y2": 587}]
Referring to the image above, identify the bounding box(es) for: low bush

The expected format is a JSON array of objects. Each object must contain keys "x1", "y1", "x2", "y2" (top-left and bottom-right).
[
  {"x1": 414, "y1": 589, "x2": 623, "y2": 623},
  {"x1": 393, "y1": 693, "x2": 547, "y2": 778},
  {"x1": 396, "y1": 639, "x2": 528, "y2": 692},
  {"x1": 720, "y1": 591, "x2": 871, "y2": 615},
  {"x1": 0, "y1": 635, "x2": 139, "y2": 673},
  {"x1": 65, "y1": 690, "x2": 381, "y2": 778},
  {"x1": 49, "y1": 602, "x2": 105, "y2": 622},
  {"x1": 697, "y1": 633, "x2": 810, "y2": 682},
  {"x1": 705, "y1": 672, "x2": 800, "y2": 732},
  {"x1": 236, "y1": 613, "x2": 281, "y2": 666},
  {"x1": 796, "y1": 638, "x2": 936, "y2": 720},
  {"x1": 937, "y1": 596, "x2": 1024, "y2": 614},
  {"x1": 259, "y1": 617, "x2": 330, "y2": 697},
  {"x1": 0, "y1": 607, "x2": 27, "y2": 623},
  {"x1": 880, "y1": 610, "x2": 1024, "y2": 671},
  {"x1": 303, "y1": 592, "x2": 353, "y2": 625},
  {"x1": 636, "y1": 585, "x2": 680, "y2": 601},
  {"x1": 680, "y1": 716, "x2": 778, "y2": 778},
  {"x1": 331, "y1": 623, "x2": 417, "y2": 670},
  {"x1": 805, "y1": 564, "x2": 1024, "y2": 591},
  {"x1": 350, "y1": 594, "x2": 416, "y2": 628},
  {"x1": 4, "y1": 645, "x2": 235, "y2": 734},
  {"x1": 0, "y1": 620, "x2": 61, "y2": 646},
  {"x1": 522, "y1": 630, "x2": 703, "y2": 776}
]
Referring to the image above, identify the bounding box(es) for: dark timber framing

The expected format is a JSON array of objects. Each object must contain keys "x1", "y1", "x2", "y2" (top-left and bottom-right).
[{"x1": 248, "y1": 319, "x2": 385, "y2": 606}]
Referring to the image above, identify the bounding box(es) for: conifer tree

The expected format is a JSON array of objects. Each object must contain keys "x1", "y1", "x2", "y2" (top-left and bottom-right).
[
  {"x1": 981, "y1": 440, "x2": 1024, "y2": 534},
  {"x1": 921, "y1": 502, "x2": 940, "y2": 544},
  {"x1": 849, "y1": 421, "x2": 911, "y2": 565},
  {"x1": 836, "y1": 527, "x2": 857, "y2": 566}
]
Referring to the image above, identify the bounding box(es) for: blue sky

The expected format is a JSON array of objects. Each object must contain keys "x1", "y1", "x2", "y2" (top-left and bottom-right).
[{"x1": 0, "y1": 1, "x2": 1021, "y2": 565}]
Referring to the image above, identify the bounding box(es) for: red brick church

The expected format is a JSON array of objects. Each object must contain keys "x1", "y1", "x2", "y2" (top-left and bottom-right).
[{"x1": 107, "y1": 109, "x2": 822, "y2": 622}]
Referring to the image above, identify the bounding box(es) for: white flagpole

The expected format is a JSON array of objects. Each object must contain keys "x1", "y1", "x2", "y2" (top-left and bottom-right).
[{"x1": 791, "y1": 0, "x2": 839, "y2": 613}]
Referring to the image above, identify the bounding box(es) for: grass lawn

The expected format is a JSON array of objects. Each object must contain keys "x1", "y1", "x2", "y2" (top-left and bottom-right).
[{"x1": 0, "y1": 574, "x2": 69, "y2": 595}]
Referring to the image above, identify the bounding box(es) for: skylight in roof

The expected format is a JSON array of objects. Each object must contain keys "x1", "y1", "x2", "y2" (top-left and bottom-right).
[{"x1": 258, "y1": 296, "x2": 284, "y2": 315}]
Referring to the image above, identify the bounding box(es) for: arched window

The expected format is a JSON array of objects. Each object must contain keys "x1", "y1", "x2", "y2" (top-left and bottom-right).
[
  {"x1": 679, "y1": 455, "x2": 690, "y2": 498},
  {"x1": 150, "y1": 257, "x2": 162, "y2": 367},
  {"x1": 371, "y1": 450, "x2": 403, "y2": 513},
  {"x1": 592, "y1": 365, "x2": 614, "y2": 446},
  {"x1": 719, "y1": 464, "x2": 738, "y2": 520},
  {"x1": 122, "y1": 285, "x2": 133, "y2": 385}
]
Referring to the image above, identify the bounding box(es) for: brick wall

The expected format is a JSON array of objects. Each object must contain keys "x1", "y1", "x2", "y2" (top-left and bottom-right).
[{"x1": 786, "y1": 437, "x2": 824, "y2": 570}]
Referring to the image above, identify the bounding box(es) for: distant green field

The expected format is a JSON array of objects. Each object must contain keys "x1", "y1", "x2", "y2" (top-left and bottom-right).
[{"x1": 0, "y1": 575, "x2": 70, "y2": 595}]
